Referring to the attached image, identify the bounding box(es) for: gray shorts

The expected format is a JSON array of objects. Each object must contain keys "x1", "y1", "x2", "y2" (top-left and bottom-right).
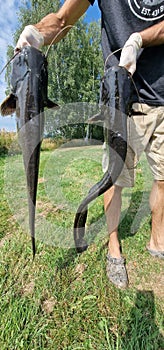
[{"x1": 102, "y1": 104, "x2": 164, "y2": 187}]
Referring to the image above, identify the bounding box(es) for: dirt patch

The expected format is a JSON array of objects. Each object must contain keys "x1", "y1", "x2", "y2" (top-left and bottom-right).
[
  {"x1": 59, "y1": 144, "x2": 102, "y2": 151},
  {"x1": 127, "y1": 261, "x2": 164, "y2": 300},
  {"x1": 75, "y1": 263, "x2": 87, "y2": 277},
  {"x1": 38, "y1": 177, "x2": 46, "y2": 184},
  {"x1": 36, "y1": 200, "x2": 65, "y2": 217},
  {"x1": 21, "y1": 281, "x2": 35, "y2": 296},
  {"x1": 136, "y1": 272, "x2": 164, "y2": 300},
  {"x1": 0, "y1": 233, "x2": 13, "y2": 247},
  {"x1": 42, "y1": 297, "x2": 56, "y2": 314}
]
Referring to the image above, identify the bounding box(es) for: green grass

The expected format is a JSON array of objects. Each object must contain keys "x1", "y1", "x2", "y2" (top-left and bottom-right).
[{"x1": 0, "y1": 146, "x2": 163, "y2": 350}]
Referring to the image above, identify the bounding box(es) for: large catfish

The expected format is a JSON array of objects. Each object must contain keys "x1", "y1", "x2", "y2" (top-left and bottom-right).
[
  {"x1": 1, "y1": 46, "x2": 58, "y2": 258},
  {"x1": 74, "y1": 66, "x2": 133, "y2": 252}
]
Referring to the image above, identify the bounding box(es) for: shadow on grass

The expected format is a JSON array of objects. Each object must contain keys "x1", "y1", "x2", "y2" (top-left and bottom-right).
[
  {"x1": 52, "y1": 247, "x2": 78, "y2": 270},
  {"x1": 121, "y1": 290, "x2": 164, "y2": 350},
  {"x1": 119, "y1": 189, "x2": 151, "y2": 240},
  {"x1": 77, "y1": 188, "x2": 151, "y2": 248},
  {"x1": 51, "y1": 188, "x2": 151, "y2": 269}
]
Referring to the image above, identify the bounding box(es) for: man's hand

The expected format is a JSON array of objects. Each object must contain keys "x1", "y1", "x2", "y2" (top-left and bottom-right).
[
  {"x1": 15, "y1": 25, "x2": 44, "y2": 52},
  {"x1": 119, "y1": 33, "x2": 142, "y2": 75},
  {"x1": 15, "y1": 0, "x2": 90, "y2": 51}
]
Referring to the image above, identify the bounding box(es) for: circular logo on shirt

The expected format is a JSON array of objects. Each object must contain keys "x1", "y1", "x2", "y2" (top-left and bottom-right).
[{"x1": 128, "y1": 0, "x2": 164, "y2": 20}]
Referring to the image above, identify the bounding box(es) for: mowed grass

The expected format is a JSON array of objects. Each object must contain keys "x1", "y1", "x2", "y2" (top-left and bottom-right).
[{"x1": 0, "y1": 146, "x2": 163, "y2": 350}]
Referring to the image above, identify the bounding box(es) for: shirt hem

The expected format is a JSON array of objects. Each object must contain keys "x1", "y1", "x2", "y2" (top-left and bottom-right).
[{"x1": 133, "y1": 99, "x2": 164, "y2": 107}]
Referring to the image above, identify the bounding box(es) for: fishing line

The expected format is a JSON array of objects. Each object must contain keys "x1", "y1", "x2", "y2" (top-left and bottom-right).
[
  {"x1": 45, "y1": 24, "x2": 75, "y2": 57},
  {"x1": 0, "y1": 51, "x2": 19, "y2": 76},
  {"x1": 1, "y1": 27, "x2": 143, "y2": 121},
  {"x1": 0, "y1": 25, "x2": 75, "y2": 75},
  {"x1": 104, "y1": 48, "x2": 122, "y2": 72},
  {"x1": 104, "y1": 47, "x2": 143, "y2": 112},
  {"x1": 103, "y1": 47, "x2": 144, "y2": 170}
]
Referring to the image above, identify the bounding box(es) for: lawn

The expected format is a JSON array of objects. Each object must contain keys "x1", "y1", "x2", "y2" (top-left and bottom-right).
[{"x1": 0, "y1": 145, "x2": 163, "y2": 350}]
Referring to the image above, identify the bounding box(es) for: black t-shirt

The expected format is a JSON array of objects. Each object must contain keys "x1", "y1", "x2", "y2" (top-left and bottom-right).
[{"x1": 88, "y1": 0, "x2": 164, "y2": 106}]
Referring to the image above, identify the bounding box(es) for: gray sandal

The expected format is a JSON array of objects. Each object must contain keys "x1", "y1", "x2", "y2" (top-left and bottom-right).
[
  {"x1": 106, "y1": 253, "x2": 129, "y2": 289},
  {"x1": 146, "y1": 247, "x2": 164, "y2": 259}
]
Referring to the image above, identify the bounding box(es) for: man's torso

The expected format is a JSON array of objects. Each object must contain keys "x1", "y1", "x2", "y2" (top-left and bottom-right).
[{"x1": 90, "y1": 0, "x2": 164, "y2": 105}]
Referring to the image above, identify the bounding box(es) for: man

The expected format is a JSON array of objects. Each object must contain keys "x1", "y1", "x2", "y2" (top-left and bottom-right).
[{"x1": 16, "y1": 0, "x2": 164, "y2": 288}]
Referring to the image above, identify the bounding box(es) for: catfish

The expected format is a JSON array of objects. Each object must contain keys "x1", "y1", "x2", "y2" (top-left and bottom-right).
[
  {"x1": 1, "y1": 46, "x2": 58, "y2": 258},
  {"x1": 74, "y1": 66, "x2": 133, "y2": 252}
]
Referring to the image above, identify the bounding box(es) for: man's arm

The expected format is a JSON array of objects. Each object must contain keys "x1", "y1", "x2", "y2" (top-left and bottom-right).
[
  {"x1": 140, "y1": 20, "x2": 164, "y2": 46},
  {"x1": 35, "y1": 0, "x2": 91, "y2": 45},
  {"x1": 15, "y1": 0, "x2": 91, "y2": 50}
]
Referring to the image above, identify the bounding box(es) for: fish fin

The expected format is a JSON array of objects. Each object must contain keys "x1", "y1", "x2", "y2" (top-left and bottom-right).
[
  {"x1": 0, "y1": 94, "x2": 16, "y2": 116},
  {"x1": 45, "y1": 99, "x2": 59, "y2": 109}
]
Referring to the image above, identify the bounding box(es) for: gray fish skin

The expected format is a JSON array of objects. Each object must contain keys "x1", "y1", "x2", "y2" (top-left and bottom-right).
[
  {"x1": 74, "y1": 66, "x2": 132, "y2": 252},
  {"x1": 14, "y1": 48, "x2": 46, "y2": 258},
  {"x1": 1, "y1": 46, "x2": 58, "y2": 258}
]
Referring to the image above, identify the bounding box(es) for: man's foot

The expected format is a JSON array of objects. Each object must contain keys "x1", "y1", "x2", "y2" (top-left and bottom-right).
[
  {"x1": 146, "y1": 245, "x2": 164, "y2": 259},
  {"x1": 106, "y1": 253, "x2": 129, "y2": 289}
]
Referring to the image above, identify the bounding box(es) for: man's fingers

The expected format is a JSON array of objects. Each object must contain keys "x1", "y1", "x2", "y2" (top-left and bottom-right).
[
  {"x1": 119, "y1": 33, "x2": 142, "y2": 75},
  {"x1": 15, "y1": 25, "x2": 44, "y2": 51}
]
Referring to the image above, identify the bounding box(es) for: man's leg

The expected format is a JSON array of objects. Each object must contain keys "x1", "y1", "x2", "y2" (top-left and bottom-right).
[
  {"x1": 144, "y1": 106, "x2": 164, "y2": 256},
  {"x1": 104, "y1": 185, "x2": 129, "y2": 288},
  {"x1": 104, "y1": 185, "x2": 123, "y2": 258},
  {"x1": 148, "y1": 180, "x2": 164, "y2": 254}
]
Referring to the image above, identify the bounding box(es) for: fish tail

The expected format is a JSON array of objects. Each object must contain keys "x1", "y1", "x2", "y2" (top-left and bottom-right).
[{"x1": 32, "y1": 236, "x2": 36, "y2": 260}]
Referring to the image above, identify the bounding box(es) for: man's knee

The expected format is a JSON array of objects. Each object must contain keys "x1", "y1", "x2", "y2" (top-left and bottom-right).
[
  {"x1": 150, "y1": 180, "x2": 164, "y2": 212},
  {"x1": 156, "y1": 179, "x2": 164, "y2": 189},
  {"x1": 105, "y1": 185, "x2": 123, "y2": 198},
  {"x1": 104, "y1": 185, "x2": 123, "y2": 211}
]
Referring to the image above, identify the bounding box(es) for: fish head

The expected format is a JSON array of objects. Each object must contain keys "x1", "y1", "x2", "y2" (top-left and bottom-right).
[
  {"x1": 101, "y1": 66, "x2": 133, "y2": 113},
  {"x1": 0, "y1": 46, "x2": 59, "y2": 117}
]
